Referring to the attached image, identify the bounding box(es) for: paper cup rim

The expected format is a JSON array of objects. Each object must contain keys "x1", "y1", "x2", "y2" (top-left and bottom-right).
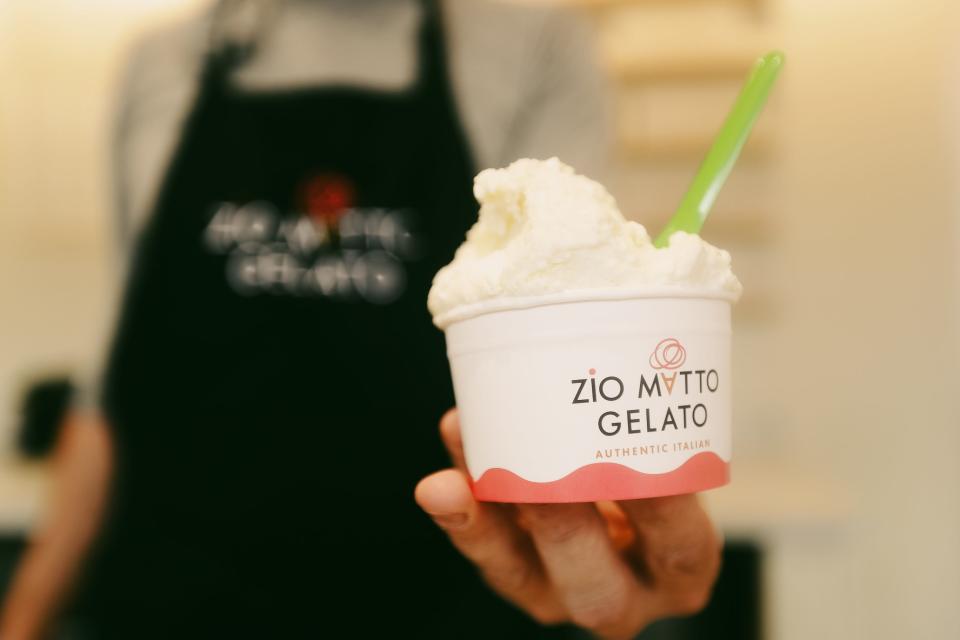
[{"x1": 433, "y1": 286, "x2": 739, "y2": 329}]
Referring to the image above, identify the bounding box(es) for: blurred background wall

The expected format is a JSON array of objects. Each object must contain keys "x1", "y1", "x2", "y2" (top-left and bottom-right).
[
  {"x1": 0, "y1": 0, "x2": 958, "y2": 638},
  {"x1": 0, "y1": 0, "x2": 209, "y2": 536},
  {"x1": 0, "y1": 0, "x2": 206, "y2": 437}
]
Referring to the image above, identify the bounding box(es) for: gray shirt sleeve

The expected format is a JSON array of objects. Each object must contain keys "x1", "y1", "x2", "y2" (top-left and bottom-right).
[
  {"x1": 68, "y1": 37, "x2": 174, "y2": 414},
  {"x1": 498, "y1": 8, "x2": 615, "y2": 185}
]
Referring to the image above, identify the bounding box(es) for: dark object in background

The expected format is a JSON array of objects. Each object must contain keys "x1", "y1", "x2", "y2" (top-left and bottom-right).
[
  {"x1": 0, "y1": 538, "x2": 27, "y2": 599},
  {"x1": 16, "y1": 376, "x2": 74, "y2": 458},
  {"x1": 0, "y1": 537, "x2": 762, "y2": 639},
  {"x1": 635, "y1": 541, "x2": 763, "y2": 640}
]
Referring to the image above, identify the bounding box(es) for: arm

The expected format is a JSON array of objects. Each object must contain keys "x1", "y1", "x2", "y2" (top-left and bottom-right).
[
  {"x1": 499, "y1": 7, "x2": 616, "y2": 184},
  {"x1": 1, "y1": 16, "x2": 201, "y2": 639},
  {"x1": 0, "y1": 26, "x2": 141, "y2": 636},
  {"x1": 418, "y1": 14, "x2": 719, "y2": 637},
  {"x1": 0, "y1": 412, "x2": 114, "y2": 640},
  {"x1": 416, "y1": 410, "x2": 720, "y2": 639}
]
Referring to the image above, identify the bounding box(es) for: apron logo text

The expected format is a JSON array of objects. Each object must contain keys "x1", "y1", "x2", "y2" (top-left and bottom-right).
[{"x1": 203, "y1": 200, "x2": 423, "y2": 303}]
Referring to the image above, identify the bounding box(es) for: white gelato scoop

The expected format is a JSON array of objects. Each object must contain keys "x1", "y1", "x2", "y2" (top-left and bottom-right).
[{"x1": 428, "y1": 157, "x2": 742, "y2": 328}]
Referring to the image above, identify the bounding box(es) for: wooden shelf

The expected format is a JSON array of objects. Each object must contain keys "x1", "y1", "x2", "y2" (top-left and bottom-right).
[
  {"x1": 515, "y1": 0, "x2": 767, "y2": 10},
  {"x1": 619, "y1": 132, "x2": 775, "y2": 162},
  {"x1": 704, "y1": 459, "x2": 850, "y2": 539},
  {"x1": 610, "y1": 56, "x2": 758, "y2": 83},
  {"x1": 698, "y1": 212, "x2": 776, "y2": 245}
]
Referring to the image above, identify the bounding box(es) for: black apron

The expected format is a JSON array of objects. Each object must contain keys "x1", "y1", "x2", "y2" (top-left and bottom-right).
[{"x1": 80, "y1": 3, "x2": 576, "y2": 638}]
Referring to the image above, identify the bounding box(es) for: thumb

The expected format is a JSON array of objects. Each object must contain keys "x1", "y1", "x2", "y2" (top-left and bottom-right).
[{"x1": 439, "y1": 408, "x2": 467, "y2": 472}]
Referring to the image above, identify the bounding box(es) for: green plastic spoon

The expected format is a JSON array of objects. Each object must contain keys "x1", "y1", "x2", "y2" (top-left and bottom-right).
[{"x1": 653, "y1": 51, "x2": 785, "y2": 248}]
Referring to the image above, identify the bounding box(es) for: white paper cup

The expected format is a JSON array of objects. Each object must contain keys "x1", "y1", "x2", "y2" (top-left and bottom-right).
[{"x1": 437, "y1": 288, "x2": 734, "y2": 503}]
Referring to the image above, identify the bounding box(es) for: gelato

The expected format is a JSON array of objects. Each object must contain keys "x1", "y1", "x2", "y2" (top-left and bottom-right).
[{"x1": 428, "y1": 157, "x2": 741, "y2": 327}]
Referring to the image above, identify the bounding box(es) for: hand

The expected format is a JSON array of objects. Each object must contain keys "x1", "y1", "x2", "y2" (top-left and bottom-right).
[{"x1": 415, "y1": 409, "x2": 722, "y2": 640}]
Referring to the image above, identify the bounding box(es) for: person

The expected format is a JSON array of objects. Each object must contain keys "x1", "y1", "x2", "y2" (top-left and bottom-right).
[{"x1": 0, "y1": 1, "x2": 721, "y2": 638}]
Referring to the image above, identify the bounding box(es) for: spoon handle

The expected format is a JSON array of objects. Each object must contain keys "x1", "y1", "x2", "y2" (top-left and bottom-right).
[{"x1": 654, "y1": 51, "x2": 785, "y2": 248}]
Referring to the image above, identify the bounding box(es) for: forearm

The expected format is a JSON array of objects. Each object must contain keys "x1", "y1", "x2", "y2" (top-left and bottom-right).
[{"x1": 0, "y1": 412, "x2": 113, "y2": 640}]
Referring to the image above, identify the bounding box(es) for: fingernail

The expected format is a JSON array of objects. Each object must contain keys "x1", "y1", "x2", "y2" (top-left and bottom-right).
[{"x1": 431, "y1": 513, "x2": 468, "y2": 529}]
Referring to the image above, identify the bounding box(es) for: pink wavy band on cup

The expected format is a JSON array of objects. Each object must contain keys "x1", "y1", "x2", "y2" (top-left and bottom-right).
[{"x1": 471, "y1": 452, "x2": 729, "y2": 503}]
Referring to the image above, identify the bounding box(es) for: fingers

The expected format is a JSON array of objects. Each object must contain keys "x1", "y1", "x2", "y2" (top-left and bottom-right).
[
  {"x1": 596, "y1": 501, "x2": 636, "y2": 552},
  {"x1": 517, "y1": 503, "x2": 653, "y2": 639},
  {"x1": 414, "y1": 469, "x2": 565, "y2": 625},
  {"x1": 618, "y1": 495, "x2": 722, "y2": 617},
  {"x1": 438, "y1": 408, "x2": 466, "y2": 471},
  {"x1": 430, "y1": 408, "x2": 718, "y2": 635}
]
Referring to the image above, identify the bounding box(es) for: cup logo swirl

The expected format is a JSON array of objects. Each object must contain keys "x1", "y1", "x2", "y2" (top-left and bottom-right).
[{"x1": 649, "y1": 338, "x2": 686, "y2": 370}]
